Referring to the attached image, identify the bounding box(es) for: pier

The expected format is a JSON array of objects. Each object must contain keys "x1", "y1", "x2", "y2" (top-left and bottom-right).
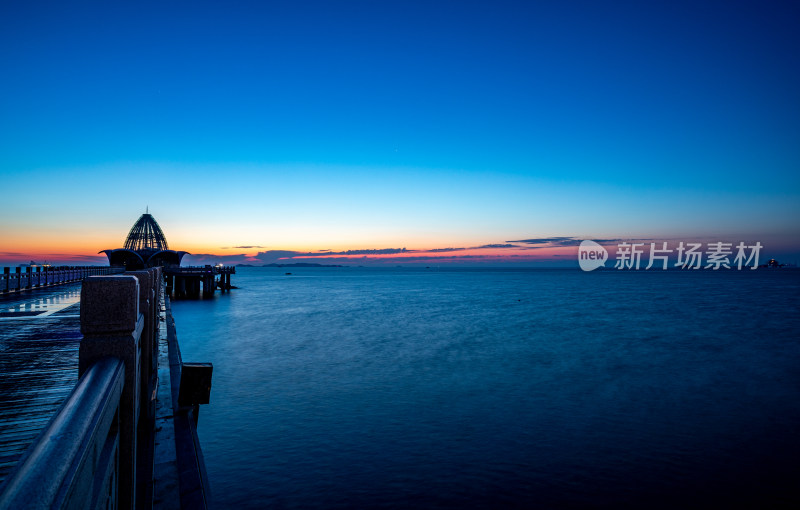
[
  {"x1": 164, "y1": 265, "x2": 236, "y2": 299},
  {"x1": 0, "y1": 268, "x2": 213, "y2": 509},
  {"x1": 101, "y1": 212, "x2": 236, "y2": 299}
]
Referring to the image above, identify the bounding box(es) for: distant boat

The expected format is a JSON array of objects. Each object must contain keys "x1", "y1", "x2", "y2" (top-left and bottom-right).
[
  {"x1": 761, "y1": 258, "x2": 791, "y2": 268},
  {"x1": 24, "y1": 261, "x2": 50, "y2": 268}
]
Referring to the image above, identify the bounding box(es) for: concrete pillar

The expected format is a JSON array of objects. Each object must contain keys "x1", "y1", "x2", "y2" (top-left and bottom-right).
[
  {"x1": 148, "y1": 267, "x2": 161, "y2": 378},
  {"x1": 124, "y1": 270, "x2": 155, "y2": 422},
  {"x1": 79, "y1": 275, "x2": 142, "y2": 510},
  {"x1": 151, "y1": 267, "x2": 161, "y2": 336}
]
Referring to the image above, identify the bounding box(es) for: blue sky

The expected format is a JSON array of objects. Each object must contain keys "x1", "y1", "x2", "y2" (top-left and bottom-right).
[{"x1": 1, "y1": 1, "x2": 798, "y2": 265}]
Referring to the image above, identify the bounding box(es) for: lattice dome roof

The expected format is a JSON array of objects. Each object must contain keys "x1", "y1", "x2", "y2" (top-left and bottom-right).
[{"x1": 123, "y1": 213, "x2": 169, "y2": 251}]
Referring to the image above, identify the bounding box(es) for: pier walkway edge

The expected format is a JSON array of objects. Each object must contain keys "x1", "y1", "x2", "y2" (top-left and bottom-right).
[{"x1": 0, "y1": 266, "x2": 213, "y2": 509}]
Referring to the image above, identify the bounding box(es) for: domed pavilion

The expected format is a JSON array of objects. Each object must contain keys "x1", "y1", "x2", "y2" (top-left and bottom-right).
[{"x1": 101, "y1": 212, "x2": 188, "y2": 270}]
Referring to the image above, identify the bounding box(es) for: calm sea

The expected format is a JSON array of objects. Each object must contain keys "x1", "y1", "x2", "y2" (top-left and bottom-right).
[{"x1": 170, "y1": 267, "x2": 800, "y2": 509}]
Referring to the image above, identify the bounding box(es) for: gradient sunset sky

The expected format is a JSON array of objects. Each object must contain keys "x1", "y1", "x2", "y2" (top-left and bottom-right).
[{"x1": 1, "y1": 1, "x2": 798, "y2": 266}]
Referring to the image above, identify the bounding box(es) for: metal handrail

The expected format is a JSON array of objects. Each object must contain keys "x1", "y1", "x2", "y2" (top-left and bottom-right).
[{"x1": 0, "y1": 357, "x2": 125, "y2": 510}]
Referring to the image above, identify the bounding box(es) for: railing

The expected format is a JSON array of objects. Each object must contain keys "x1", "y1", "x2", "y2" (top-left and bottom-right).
[
  {"x1": 0, "y1": 268, "x2": 162, "y2": 510},
  {"x1": 0, "y1": 358, "x2": 125, "y2": 510},
  {"x1": 164, "y1": 265, "x2": 236, "y2": 274},
  {"x1": 0, "y1": 266, "x2": 123, "y2": 294}
]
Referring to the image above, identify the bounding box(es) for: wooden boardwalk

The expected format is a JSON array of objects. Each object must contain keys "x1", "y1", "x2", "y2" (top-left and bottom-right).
[{"x1": 0, "y1": 284, "x2": 83, "y2": 485}]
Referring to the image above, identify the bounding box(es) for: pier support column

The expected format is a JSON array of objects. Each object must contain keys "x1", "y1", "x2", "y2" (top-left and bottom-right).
[
  {"x1": 80, "y1": 276, "x2": 143, "y2": 510},
  {"x1": 3, "y1": 267, "x2": 8, "y2": 293}
]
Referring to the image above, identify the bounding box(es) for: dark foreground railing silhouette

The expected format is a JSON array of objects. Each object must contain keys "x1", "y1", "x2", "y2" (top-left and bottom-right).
[
  {"x1": 1, "y1": 266, "x2": 123, "y2": 293},
  {"x1": 0, "y1": 357, "x2": 125, "y2": 509},
  {"x1": 0, "y1": 266, "x2": 212, "y2": 509}
]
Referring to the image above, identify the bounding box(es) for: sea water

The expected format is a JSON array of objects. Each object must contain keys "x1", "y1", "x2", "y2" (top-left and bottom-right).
[{"x1": 170, "y1": 267, "x2": 800, "y2": 509}]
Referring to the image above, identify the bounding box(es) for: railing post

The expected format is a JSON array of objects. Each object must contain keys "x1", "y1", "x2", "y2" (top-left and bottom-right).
[
  {"x1": 124, "y1": 269, "x2": 156, "y2": 422},
  {"x1": 152, "y1": 267, "x2": 162, "y2": 333},
  {"x1": 80, "y1": 275, "x2": 142, "y2": 510},
  {"x1": 15, "y1": 267, "x2": 21, "y2": 291},
  {"x1": 2, "y1": 267, "x2": 8, "y2": 293}
]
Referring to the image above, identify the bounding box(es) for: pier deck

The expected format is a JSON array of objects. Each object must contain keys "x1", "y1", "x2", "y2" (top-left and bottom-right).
[{"x1": 0, "y1": 284, "x2": 84, "y2": 485}]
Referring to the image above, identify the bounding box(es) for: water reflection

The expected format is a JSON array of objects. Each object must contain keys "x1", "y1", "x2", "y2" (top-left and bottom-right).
[{"x1": 0, "y1": 285, "x2": 81, "y2": 319}]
